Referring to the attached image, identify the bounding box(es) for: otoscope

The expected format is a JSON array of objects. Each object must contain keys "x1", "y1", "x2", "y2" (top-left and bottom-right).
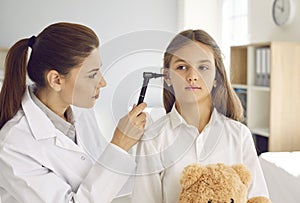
[{"x1": 137, "y1": 72, "x2": 166, "y2": 105}]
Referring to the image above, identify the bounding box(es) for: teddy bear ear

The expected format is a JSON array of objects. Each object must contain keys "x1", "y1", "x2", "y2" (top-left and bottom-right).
[
  {"x1": 231, "y1": 164, "x2": 252, "y2": 188},
  {"x1": 180, "y1": 164, "x2": 204, "y2": 189},
  {"x1": 247, "y1": 196, "x2": 271, "y2": 203}
]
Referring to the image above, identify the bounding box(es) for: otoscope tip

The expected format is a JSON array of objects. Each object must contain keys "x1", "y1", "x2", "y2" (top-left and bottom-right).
[{"x1": 143, "y1": 72, "x2": 166, "y2": 79}]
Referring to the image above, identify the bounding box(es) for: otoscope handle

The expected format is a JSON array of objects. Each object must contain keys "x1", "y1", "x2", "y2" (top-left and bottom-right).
[{"x1": 137, "y1": 78, "x2": 149, "y2": 105}]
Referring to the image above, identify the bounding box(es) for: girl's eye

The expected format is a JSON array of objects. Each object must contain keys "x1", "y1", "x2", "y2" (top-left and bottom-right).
[
  {"x1": 176, "y1": 65, "x2": 187, "y2": 70},
  {"x1": 199, "y1": 65, "x2": 209, "y2": 71},
  {"x1": 88, "y1": 72, "x2": 98, "y2": 79}
]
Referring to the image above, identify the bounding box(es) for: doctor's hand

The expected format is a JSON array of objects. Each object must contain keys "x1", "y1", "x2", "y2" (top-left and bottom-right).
[{"x1": 111, "y1": 102, "x2": 147, "y2": 151}]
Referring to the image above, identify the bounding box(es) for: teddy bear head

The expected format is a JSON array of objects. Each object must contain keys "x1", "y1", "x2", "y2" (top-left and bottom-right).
[{"x1": 178, "y1": 163, "x2": 271, "y2": 203}]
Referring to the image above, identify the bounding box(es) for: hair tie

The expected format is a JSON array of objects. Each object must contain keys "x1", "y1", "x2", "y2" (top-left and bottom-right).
[{"x1": 28, "y1": 36, "x2": 36, "y2": 48}]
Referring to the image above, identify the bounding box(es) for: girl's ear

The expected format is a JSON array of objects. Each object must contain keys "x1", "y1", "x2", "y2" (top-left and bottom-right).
[
  {"x1": 213, "y1": 79, "x2": 217, "y2": 88},
  {"x1": 46, "y1": 70, "x2": 63, "y2": 91},
  {"x1": 163, "y1": 68, "x2": 172, "y2": 86}
]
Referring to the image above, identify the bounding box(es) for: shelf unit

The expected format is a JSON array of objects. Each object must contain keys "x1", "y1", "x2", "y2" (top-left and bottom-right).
[
  {"x1": 230, "y1": 42, "x2": 300, "y2": 152},
  {"x1": 0, "y1": 48, "x2": 8, "y2": 89}
]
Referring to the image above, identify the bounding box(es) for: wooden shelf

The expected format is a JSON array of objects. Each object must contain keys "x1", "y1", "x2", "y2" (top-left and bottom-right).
[
  {"x1": 232, "y1": 84, "x2": 248, "y2": 89},
  {"x1": 230, "y1": 46, "x2": 247, "y2": 85},
  {"x1": 251, "y1": 128, "x2": 270, "y2": 138},
  {"x1": 248, "y1": 85, "x2": 270, "y2": 92},
  {"x1": 230, "y1": 42, "x2": 300, "y2": 152},
  {"x1": 0, "y1": 69, "x2": 4, "y2": 77},
  {"x1": 0, "y1": 48, "x2": 8, "y2": 70},
  {"x1": 0, "y1": 49, "x2": 8, "y2": 89}
]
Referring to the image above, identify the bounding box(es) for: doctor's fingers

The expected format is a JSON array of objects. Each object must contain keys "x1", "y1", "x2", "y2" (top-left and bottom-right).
[
  {"x1": 129, "y1": 102, "x2": 147, "y2": 117},
  {"x1": 130, "y1": 112, "x2": 147, "y2": 126},
  {"x1": 136, "y1": 112, "x2": 147, "y2": 121},
  {"x1": 117, "y1": 113, "x2": 145, "y2": 132}
]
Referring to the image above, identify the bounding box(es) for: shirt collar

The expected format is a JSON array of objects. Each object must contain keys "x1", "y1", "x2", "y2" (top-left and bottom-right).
[
  {"x1": 29, "y1": 88, "x2": 75, "y2": 136},
  {"x1": 21, "y1": 85, "x2": 56, "y2": 140},
  {"x1": 169, "y1": 105, "x2": 184, "y2": 129},
  {"x1": 22, "y1": 85, "x2": 76, "y2": 141},
  {"x1": 169, "y1": 105, "x2": 221, "y2": 130}
]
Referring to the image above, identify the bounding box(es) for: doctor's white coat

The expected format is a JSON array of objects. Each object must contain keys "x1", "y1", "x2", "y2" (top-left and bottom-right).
[{"x1": 0, "y1": 86, "x2": 136, "y2": 203}]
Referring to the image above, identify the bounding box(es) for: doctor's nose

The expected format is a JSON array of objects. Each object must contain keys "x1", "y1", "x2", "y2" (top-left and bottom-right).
[{"x1": 97, "y1": 75, "x2": 107, "y2": 89}]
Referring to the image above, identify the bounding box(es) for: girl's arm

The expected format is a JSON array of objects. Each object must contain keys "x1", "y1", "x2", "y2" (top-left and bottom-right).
[{"x1": 242, "y1": 126, "x2": 270, "y2": 198}]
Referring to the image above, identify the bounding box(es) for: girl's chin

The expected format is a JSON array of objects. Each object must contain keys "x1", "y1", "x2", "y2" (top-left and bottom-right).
[{"x1": 177, "y1": 97, "x2": 211, "y2": 106}]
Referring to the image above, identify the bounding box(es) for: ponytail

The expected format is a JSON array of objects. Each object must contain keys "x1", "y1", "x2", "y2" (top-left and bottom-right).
[
  {"x1": 0, "y1": 22, "x2": 100, "y2": 129},
  {"x1": 0, "y1": 39, "x2": 29, "y2": 129}
]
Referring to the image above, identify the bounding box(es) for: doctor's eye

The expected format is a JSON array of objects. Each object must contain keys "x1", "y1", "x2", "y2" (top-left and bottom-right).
[
  {"x1": 88, "y1": 72, "x2": 98, "y2": 79},
  {"x1": 230, "y1": 198, "x2": 234, "y2": 203}
]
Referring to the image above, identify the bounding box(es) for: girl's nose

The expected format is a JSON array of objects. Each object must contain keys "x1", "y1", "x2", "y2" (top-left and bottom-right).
[{"x1": 187, "y1": 69, "x2": 199, "y2": 82}]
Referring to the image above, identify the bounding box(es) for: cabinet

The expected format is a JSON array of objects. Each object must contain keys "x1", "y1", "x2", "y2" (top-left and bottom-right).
[
  {"x1": 230, "y1": 42, "x2": 300, "y2": 152},
  {"x1": 0, "y1": 48, "x2": 9, "y2": 89}
]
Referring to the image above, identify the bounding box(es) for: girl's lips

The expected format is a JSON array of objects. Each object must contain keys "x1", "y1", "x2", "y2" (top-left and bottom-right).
[{"x1": 185, "y1": 86, "x2": 201, "y2": 90}]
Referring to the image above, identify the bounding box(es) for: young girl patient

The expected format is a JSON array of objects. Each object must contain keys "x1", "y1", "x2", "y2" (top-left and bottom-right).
[{"x1": 131, "y1": 29, "x2": 269, "y2": 203}]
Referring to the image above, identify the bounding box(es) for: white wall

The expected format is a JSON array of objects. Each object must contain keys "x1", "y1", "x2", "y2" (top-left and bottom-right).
[
  {"x1": 0, "y1": 0, "x2": 178, "y2": 138},
  {"x1": 0, "y1": 0, "x2": 178, "y2": 46},
  {"x1": 249, "y1": 0, "x2": 300, "y2": 43},
  {"x1": 178, "y1": 0, "x2": 222, "y2": 46},
  {"x1": 2, "y1": 0, "x2": 300, "y2": 138}
]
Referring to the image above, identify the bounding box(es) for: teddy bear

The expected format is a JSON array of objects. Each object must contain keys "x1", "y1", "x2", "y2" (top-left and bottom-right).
[{"x1": 178, "y1": 163, "x2": 271, "y2": 203}]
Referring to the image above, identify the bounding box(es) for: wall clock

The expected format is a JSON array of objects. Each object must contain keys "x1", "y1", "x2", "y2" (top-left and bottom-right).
[{"x1": 272, "y1": 0, "x2": 293, "y2": 26}]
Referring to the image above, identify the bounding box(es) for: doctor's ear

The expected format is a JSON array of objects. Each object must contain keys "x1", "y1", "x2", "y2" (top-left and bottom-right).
[
  {"x1": 163, "y1": 68, "x2": 172, "y2": 87},
  {"x1": 46, "y1": 70, "x2": 64, "y2": 91}
]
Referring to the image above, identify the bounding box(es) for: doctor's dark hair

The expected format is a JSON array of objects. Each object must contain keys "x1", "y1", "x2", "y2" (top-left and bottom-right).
[
  {"x1": 163, "y1": 29, "x2": 244, "y2": 122},
  {"x1": 0, "y1": 22, "x2": 99, "y2": 129}
]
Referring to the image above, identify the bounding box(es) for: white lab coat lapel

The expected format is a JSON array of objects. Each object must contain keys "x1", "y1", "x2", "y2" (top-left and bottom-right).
[
  {"x1": 21, "y1": 86, "x2": 56, "y2": 140},
  {"x1": 22, "y1": 86, "x2": 85, "y2": 154},
  {"x1": 73, "y1": 106, "x2": 109, "y2": 161},
  {"x1": 54, "y1": 130, "x2": 86, "y2": 153},
  {"x1": 21, "y1": 86, "x2": 96, "y2": 191}
]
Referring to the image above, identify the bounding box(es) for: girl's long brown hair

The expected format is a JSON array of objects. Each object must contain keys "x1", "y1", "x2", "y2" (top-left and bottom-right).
[
  {"x1": 0, "y1": 22, "x2": 99, "y2": 129},
  {"x1": 163, "y1": 29, "x2": 244, "y2": 122}
]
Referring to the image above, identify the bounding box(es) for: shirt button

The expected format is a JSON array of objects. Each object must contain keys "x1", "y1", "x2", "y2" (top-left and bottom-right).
[{"x1": 81, "y1": 156, "x2": 86, "y2": 161}]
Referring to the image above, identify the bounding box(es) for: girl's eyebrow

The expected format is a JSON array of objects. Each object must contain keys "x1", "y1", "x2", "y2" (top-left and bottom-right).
[
  {"x1": 173, "y1": 59, "x2": 186, "y2": 63},
  {"x1": 173, "y1": 58, "x2": 213, "y2": 64},
  {"x1": 197, "y1": 59, "x2": 213, "y2": 64}
]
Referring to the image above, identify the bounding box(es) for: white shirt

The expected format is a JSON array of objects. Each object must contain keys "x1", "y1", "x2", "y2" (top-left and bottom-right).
[
  {"x1": 131, "y1": 106, "x2": 269, "y2": 203},
  {"x1": 0, "y1": 85, "x2": 136, "y2": 203}
]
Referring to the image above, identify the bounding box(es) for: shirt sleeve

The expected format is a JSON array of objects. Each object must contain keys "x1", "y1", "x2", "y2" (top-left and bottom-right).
[
  {"x1": 241, "y1": 126, "x2": 270, "y2": 198},
  {"x1": 0, "y1": 142, "x2": 136, "y2": 203},
  {"x1": 131, "y1": 139, "x2": 164, "y2": 203}
]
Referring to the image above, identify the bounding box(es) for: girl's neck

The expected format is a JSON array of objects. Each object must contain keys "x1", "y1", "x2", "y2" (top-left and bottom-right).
[{"x1": 175, "y1": 100, "x2": 212, "y2": 133}]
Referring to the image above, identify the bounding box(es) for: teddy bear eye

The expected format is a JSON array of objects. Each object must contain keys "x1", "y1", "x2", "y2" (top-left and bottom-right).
[
  {"x1": 208, "y1": 200, "x2": 212, "y2": 203},
  {"x1": 230, "y1": 198, "x2": 234, "y2": 203}
]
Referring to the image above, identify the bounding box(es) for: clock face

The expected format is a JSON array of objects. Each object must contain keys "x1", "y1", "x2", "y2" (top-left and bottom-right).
[{"x1": 272, "y1": 0, "x2": 291, "y2": 26}]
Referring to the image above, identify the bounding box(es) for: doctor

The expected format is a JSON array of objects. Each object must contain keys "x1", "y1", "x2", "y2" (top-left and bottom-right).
[{"x1": 0, "y1": 22, "x2": 147, "y2": 203}]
